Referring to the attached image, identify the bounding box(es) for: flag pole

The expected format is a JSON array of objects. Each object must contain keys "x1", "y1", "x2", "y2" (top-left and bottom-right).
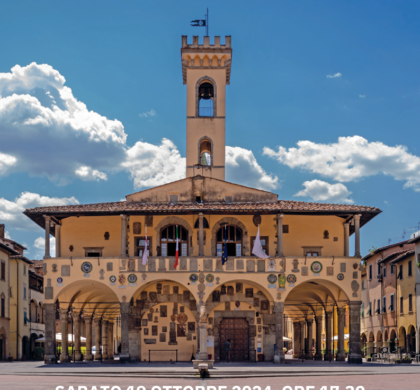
[{"x1": 206, "y1": 8, "x2": 209, "y2": 36}]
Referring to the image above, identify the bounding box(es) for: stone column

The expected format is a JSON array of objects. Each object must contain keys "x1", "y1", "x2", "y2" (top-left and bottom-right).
[
  {"x1": 314, "y1": 315, "x2": 323, "y2": 360},
  {"x1": 299, "y1": 319, "x2": 306, "y2": 359},
  {"x1": 354, "y1": 215, "x2": 361, "y2": 257},
  {"x1": 54, "y1": 223, "x2": 61, "y2": 258},
  {"x1": 305, "y1": 318, "x2": 313, "y2": 359},
  {"x1": 195, "y1": 312, "x2": 200, "y2": 359},
  {"x1": 325, "y1": 311, "x2": 333, "y2": 361},
  {"x1": 292, "y1": 321, "x2": 301, "y2": 358},
  {"x1": 84, "y1": 315, "x2": 93, "y2": 361},
  {"x1": 344, "y1": 223, "x2": 350, "y2": 257},
  {"x1": 43, "y1": 215, "x2": 51, "y2": 259},
  {"x1": 59, "y1": 309, "x2": 70, "y2": 362},
  {"x1": 44, "y1": 303, "x2": 57, "y2": 364},
  {"x1": 73, "y1": 311, "x2": 82, "y2": 361},
  {"x1": 93, "y1": 315, "x2": 102, "y2": 361},
  {"x1": 120, "y1": 303, "x2": 130, "y2": 363},
  {"x1": 107, "y1": 321, "x2": 114, "y2": 359},
  {"x1": 277, "y1": 214, "x2": 284, "y2": 256},
  {"x1": 120, "y1": 214, "x2": 127, "y2": 258},
  {"x1": 102, "y1": 320, "x2": 109, "y2": 360},
  {"x1": 348, "y1": 301, "x2": 362, "y2": 364},
  {"x1": 198, "y1": 212, "x2": 204, "y2": 256},
  {"x1": 336, "y1": 307, "x2": 346, "y2": 361},
  {"x1": 198, "y1": 306, "x2": 208, "y2": 361},
  {"x1": 274, "y1": 302, "x2": 285, "y2": 363}
]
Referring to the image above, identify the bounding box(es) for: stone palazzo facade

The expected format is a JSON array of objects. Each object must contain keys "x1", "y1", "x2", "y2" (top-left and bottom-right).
[{"x1": 24, "y1": 35, "x2": 381, "y2": 365}]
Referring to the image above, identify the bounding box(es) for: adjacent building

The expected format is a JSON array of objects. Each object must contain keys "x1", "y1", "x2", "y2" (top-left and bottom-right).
[{"x1": 408, "y1": 234, "x2": 420, "y2": 354}]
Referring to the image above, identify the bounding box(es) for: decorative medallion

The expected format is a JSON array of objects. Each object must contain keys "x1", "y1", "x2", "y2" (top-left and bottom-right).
[
  {"x1": 267, "y1": 274, "x2": 277, "y2": 284},
  {"x1": 81, "y1": 261, "x2": 93, "y2": 274},
  {"x1": 189, "y1": 274, "x2": 198, "y2": 283},
  {"x1": 205, "y1": 274, "x2": 214, "y2": 283},
  {"x1": 170, "y1": 314, "x2": 176, "y2": 322},
  {"x1": 177, "y1": 313, "x2": 188, "y2": 324},
  {"x1": 109, "y1": 275, "x2": 117, "y2": 283},
  {"x1": 337, "y1": 273, "x2": 344, "y2": 281},
  {"x1": 278, "y1": 274, "x2": 286, "y2": 289},
  {"x1": 310, "y1": 261, "x2": 323, "y2": 274},
  {"x1": 286, "y1": 274, "x2": 297, "y2": 284},
  {"x1": 235, "y1": 301, "x2": 240, "y2": 308},
  {"x1": 127, "y1": 274, "x2": 137, "y2": 284},
  {"x1": 57, "y1": 277, "x2": 63, "y2": 284},
  {"x1": 118, "y1": 274, "x2": 126, "y2": 285}
]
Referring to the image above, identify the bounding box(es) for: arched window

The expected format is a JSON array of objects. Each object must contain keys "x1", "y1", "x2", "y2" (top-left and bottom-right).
[
  {"x1": 198, "y1": 82, "x2": 214, "y2": 117},
  {"x1": 161, "y1": 225, "x2": 188, "y2": 257},
  {"x1": 216, "y1": 225, "x2": 243, "y2": 257},
  {"x1": 199, "y1": 139, "x2": 212, "y2": 166},
  {"x1": 1, "y1": 293, "x2": 5, "y2": 318},
  {"x1": 194, "y1": 217, "x2": 209, "y2": 229}
]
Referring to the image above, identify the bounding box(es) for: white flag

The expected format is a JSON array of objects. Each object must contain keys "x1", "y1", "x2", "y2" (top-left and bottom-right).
[
  {"x1": 252, "y1": 225, "x2": 269, "y2": 259},
  {"x1": 142, "y1": 225, "x2": 148, "y2": 265}
]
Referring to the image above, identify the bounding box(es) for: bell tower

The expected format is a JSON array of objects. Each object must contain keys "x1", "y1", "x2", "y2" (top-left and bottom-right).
[{"x1": 181, "y1": 35, "x2": 232, "y2": 180}]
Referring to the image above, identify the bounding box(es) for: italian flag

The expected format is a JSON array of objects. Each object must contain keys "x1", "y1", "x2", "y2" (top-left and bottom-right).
[{"x1": 174, "y1": 225, "x2": 179, "y2": 268}]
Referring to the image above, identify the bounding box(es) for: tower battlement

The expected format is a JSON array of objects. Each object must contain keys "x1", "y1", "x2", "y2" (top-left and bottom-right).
[{"x1": 182, "y1": 35, "x2": 231, "y2": 49}]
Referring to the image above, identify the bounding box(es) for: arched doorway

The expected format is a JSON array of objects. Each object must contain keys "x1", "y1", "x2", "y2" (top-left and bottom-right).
[
  {"x1": 398, "y1": 327, "x2": 407, "y2": 352},
  {"x1": 0, "y1": 328, "x2": 6, "y2": 361},
  {"x1": 389, "y1": 329, "x2": 397, "y2": 352},
  {"x1": 22, "y1": 336, "x2": 29, "y2": 360},
  {"x1": 407, "y1": 325, "x2": 416, "y2": 353},
  {"x1": 220, "y1": 318, "x2": 249, "y2": 361}
]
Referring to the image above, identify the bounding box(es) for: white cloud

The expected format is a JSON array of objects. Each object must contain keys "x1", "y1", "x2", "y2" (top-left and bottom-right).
[
  {"x1": 139, "y1": 109, "x2": 157, "y2": 118},
  {"x1": 123, "y1": 138, "x2": 186, "y2": 189},
  {"x1": 326, "y1": 72, "x2": 342, "y2": 78},
  {"x1": 0, "y1": 191, "x2": 79, "y2": 230},
  {"x1": 4, "y1": 230, "x2": 11, "y2": 239},
  {"x1": 295, "y1": 180, "x2": 353, "y2": 203},
  {"x1": 359, "y1": 95, "x2": 366, "y2": 98},
  {"x1": 75, "y1": 166, "x2": 107, "y2": 181},
  {"x1": 34, "y1": 236, "x2": 55, "y2": 258},
  {"x1": 0, "y1": 152, "x2": 17, "y2": 175},
  {"x1": 226, "y1": 146, "x2": 279, "y2": 191},
  {"x1": 264, "y1": 136, "x2": 420, "y2": 191}
]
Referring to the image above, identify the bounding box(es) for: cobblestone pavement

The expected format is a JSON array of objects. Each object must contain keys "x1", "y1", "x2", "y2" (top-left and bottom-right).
[{"x1": 2, "y1": 374, "x2": 420, "y2": 390}]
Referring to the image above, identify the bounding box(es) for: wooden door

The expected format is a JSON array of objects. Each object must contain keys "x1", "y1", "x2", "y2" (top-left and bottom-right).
[{"x1": 220, "y1": 318, "x2": 249, "y2": 361}]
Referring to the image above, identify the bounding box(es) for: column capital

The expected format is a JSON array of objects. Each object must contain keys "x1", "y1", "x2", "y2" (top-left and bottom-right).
[
  {"x1": 84, "y1": 314, "x2": 93, "y2": 324},
  {"x1": 343, "y1": 222, "x2": 350, "y2": 228},
  {"x1": 120, "y1": 302, "x2": 130, "y2": 315},
  {"x1": 120, "y1": 214, "x2": 127, "y2": 220},
  {"x1": 306, "y1": 318, "x2": 314, "y2": 324},
  {"x1": 277, "y1": 213, "x2": 284, "y2": 220},
  {"x1": 43, "y1": 214, "x2": 51, "y2": 221},
  {"x1": 59, "y1": 308, "x2": 69, "y2": 319},
  {"x1": 273, "y1": 302, "x2": 284, "y2": 313},
  {"x1": 71, "y1": 310, "x2": 81, "y2": 320},
  {"x1": 353, "y1": 214, "x2": 361, "y2": 221},
  {"x1": 337, "y1": 307, "x2": 346, "y2": 316},
  {"x1": 198, "y1": 212, "x2": 204, "y2": 218},
  {"x1": 299, "y1": 319, "x2": 306, "y2": 325}
]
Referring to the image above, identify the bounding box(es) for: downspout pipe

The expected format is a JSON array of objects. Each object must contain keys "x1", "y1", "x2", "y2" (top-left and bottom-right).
[{"x1": 14, "y1": 258, "x2": 19, "y2": 359}]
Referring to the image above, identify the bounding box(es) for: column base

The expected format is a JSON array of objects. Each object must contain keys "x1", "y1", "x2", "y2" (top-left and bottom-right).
[
  {"x1": 348, "y1": 354, "x2": 362, "y2": 364},
  {"x1": 44, "y1": 355, "x2": 57, "y2": 364},
  {"x1": 336, "y1": 353, "x2": 346, "y2": 362},
  {"x1": 60, "y1": 354, "x2": 70, "y2": 363},
  {"x1": 324, "y1": 353, "x2": 333, "y2": 361},
  {"x1": 94, "y1": 354, "x2": 102, "y2": 361},
  {"x1": 314, "y1": 353, "x2": 323, "y2": 361},
  {"x1": 84, "y1": 354, "x2": 93, "y2": 361},
  {"x1": 75, "y1": 352, "x2": 83, "y2": 361},
  {"x1": 305, "y1": 354, "x2": 313, "y2": 360},
  {"x1": 119, "y1": 353, "x2": 130, "y2": 363},
  {"x1": 193, "y1": 359, "x2": 214, "y2": 369},
  {"x1": 273, "y1": 353, "x2": 285, "y2": 364}
]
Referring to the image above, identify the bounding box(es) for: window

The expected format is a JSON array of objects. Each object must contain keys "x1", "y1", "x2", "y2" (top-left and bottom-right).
[
  {"x1": 283, "y1": 225, "x2": 289, "y2": 234},
  {"x1": 251, "y1": 236, "x2": 269, "y2": 257},
  {"x1": 382, "y1": 296, "x2": 386, "y2": 313},
  {"x1": 84, "y1": 248, "x2": 103, "y2": 257},
  {"x1": 1, "y1": 261, "x2": 5, "y2": 281},
  {"x1": 23, "y1": 286, "x2": 27, "y2": 300},
  {"x1": 135, "y1": 236, "x2": 152, "y2": 257},
  {"x1": 368, "y1": 301, "x2": 372, "y2": 316},
  {"x1": 199, "y1": 139, "x2": 212, "y2": 166},
  {"x1": 198, "y1": 82, "x2": 214, "y2": 117},
  {"x1": 216, "y1": 225, "x2": 243, "y2": 257},
  {"x1": 408, "y1": 260, "x2": 412, "y2": 277},
  {"x1": 409, "y1": 294, "x2": 413, "y2": 312},
  {"x1": 400, "y1": 296, "x2": 404, "y2": 314},
  {"x1": 398, "y1": 264, "x2": 403, "y2": 280},
  {"x1": 375, "y1": 299, "x2": 380, "y2": 314},
  {"x1": 369, "y1": 264, "x2": 372, "y2": 280},
  {"x1": 383, "y1": 265, "x2": 387, "y2": 278},
  {"x1": 390, "y1": 293, "x2": 395, "y2": 312},
  {"x1": 23, "y1": 265, "x2": 26, "y2": 275},
  {"x1": 1, "y1": 295, "x2": 5, "y2": 317},
  {"x1": 377, "y1": 263, "x2": 381, "y2": 276},
  {"x1": 160, "y1": 225, "x2": 188, "y2": 257},
  {"x1": 303, "y1": 247, "x2": 322, "y2": 256},
  {"x1": 361, "y1": 280, "x2": 365, "y2": 290},
  {"x1": 169, "y1": 194, "x2": 178, "y2": 204},
  {"x1": 194, "y1": 217, "x2": 209, "y2": 229},
  {"x1": 361, "y1": 302, "x2": 364, "y2": 318},
  {"x1": 24, "y1": 310, "x2": 28, "y2": 325},
  {"x1": 390, "y1": 264, "x2": 394, "y2": 275}
]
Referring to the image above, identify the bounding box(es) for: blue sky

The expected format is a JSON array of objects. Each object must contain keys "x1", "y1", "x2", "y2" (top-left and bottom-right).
[{"x1": 0, "y1": 1, "x2": 419, "y2": 258}]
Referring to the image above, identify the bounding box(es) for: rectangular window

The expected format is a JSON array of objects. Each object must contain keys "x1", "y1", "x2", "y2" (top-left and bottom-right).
[
  {"x1": 390, "y1": 294, "x2": 395, "y2": 312},
  {"x1": 382, "y1": 296, "x2": 386, "y2": 313},
  {"x1": 283, "y1": 225, "x2": 289, "y2": 234},
  {"x1": 408, "y1": 260, "x2": 412, "y2": 277},
  {"x1": 135, "y1": 237, "x2": 152, "y2": 257},
  {"x1": 251, "y1": 236, "x2": 269, "y2": 256},
  {"x1": 1, "y1": 297, "x2": 5, "y2": 317},
  {"x1": 361, "y1": 302, "x2": 364, "y2": 318},
  {"x1": 377, "y1": 263, "x2": 381, "y2": 276},
  {"x1": 369, "y1": 301, "x2": 372, "y2": 316},
  {"x1": 1, "y1": 261, "x2": 5, "y2": 281},
  {"x1": 391, "y1": 264, "x2": 394, "y2": 275},
  {"x1": 23, "y1": 265, "x2": 26, "y2": 275},
  {"x1": 399, "y1": 264, "x2": 403, "y2": 280},
  {"x1": 84, "y1": 247, "x2": 103, "y2": 257},
  {"x1": 383, "y1": 266, "x2": 387, "y2": 278},
  {"x1": 376, "y1": 298, "x2": 380, "y2": 314},
  {"x1": 23, "y1": 286, "x2": 27, "y2": 300},
  {"x1": 409, "y1": 294, "x2": 413, "y2": 312},
  {"x1": 369, "y1": 264, "x2": 372, "y2": 280},
  {"x1": 24, "y1": 310, "x2": 27, "y2": 325},
  {"x1": 400, "y1": 296, "x2": 404, "y2": 314}
]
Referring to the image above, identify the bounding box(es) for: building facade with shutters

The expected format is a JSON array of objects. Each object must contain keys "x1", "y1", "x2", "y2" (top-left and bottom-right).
[{"x1": 24, "y1": 36, "x2": 381, "y2": 365}]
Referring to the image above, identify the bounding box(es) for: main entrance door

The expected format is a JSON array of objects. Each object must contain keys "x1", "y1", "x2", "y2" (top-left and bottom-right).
[{"x1": 220, "y1": 318, "x2": 249, "y2": 361}]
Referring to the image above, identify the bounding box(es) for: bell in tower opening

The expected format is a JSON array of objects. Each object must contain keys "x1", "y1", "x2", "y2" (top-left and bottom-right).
[
  {"x1": 198, "y1": 82, "x2": 214, "y2": 117},
  {"x1": 200, "y1": 139, "x2": 212, "y2": 166}
]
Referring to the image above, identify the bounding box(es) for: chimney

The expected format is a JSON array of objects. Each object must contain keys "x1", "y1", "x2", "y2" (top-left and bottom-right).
[{"x1": 0, "y1": 224, "x2": 4, "y2": 239}]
